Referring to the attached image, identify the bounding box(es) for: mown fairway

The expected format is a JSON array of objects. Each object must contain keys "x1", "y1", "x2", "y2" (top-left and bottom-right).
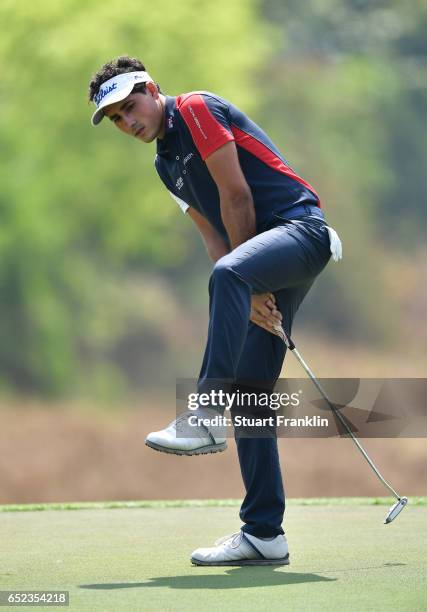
[{"x1": 0, "y1": 499, "x2": 425, "y2": 611}]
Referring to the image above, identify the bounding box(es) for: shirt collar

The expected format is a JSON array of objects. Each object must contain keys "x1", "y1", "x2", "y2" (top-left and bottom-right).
[
  {"x1": 163, "y1": 95, "x2": 178, "y2": 134},
  {"x1": 157, "y1": 96, "x2": 177, "y2": 157}
]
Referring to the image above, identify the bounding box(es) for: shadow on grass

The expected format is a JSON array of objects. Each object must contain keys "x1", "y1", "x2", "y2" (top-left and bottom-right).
[{"x1": 81, "y1": 568, "x2": 336, "y2": 590}]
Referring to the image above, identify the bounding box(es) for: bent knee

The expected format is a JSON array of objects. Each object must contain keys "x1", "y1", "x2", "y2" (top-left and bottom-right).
[
  {"x1": 211, "y1": 257, "x2": 235, "y2": 280},
  {"x1": 209, "y1": 257, "x2": 250, "y2": 291}
]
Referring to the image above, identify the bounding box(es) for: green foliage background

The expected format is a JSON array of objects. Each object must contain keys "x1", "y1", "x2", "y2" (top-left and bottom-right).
[{"x1": 0, "y1": 0, "x2": 425, "y2": 398}]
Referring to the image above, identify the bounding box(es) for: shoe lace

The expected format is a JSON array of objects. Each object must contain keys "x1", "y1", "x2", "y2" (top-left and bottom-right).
[{"x1": 214, "y1": 531, "x2": 241, "y2": 548}]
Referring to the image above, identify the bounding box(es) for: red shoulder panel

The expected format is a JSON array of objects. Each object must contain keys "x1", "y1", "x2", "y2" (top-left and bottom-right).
[{"x1": 177, "y1": 93, "x2": 234, "y2": 161}]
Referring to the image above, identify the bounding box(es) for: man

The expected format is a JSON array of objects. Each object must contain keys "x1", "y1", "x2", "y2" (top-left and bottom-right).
[{"x1": 88, "y1": 55, "x2": 342, "y2": 567}]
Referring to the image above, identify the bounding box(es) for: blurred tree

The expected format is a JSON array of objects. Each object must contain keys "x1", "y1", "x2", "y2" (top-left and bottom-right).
[
  {"x1": 257, "y1": 0, "x2": 427, "y2": 341},
  {"x1": 0, "y1": 0, "x2": 271, "y2": 395},
  {"x1": 0, "y1": 0, "x2": 425, "y2": 397},
  {"x1": 260, "y1": 0, "x2": 427, "y2": 241}
]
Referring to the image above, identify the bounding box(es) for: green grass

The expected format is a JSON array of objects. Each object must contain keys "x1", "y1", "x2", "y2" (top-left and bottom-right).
[
  {"x1": 1, "y1": 496, "x2": 426, "y2": 512},
  {"x1": 0, "y1": 499, "x2": 425, "y2": 611}
]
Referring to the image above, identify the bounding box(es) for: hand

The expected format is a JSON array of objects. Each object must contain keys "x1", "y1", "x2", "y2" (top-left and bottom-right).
[{"x1": 250, "y1": 293, "x2": 283, "y2": 337}]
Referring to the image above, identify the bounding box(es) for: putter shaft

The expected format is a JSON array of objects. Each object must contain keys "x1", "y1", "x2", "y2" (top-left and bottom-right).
[{"x1": 276, "y1": 325, "x2": 402, "y2": 501}]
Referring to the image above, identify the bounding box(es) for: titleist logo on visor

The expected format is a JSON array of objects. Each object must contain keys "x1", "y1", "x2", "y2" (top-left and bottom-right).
[{"x1": 94, "y1": 82, "x2": 118, "y2": 106}]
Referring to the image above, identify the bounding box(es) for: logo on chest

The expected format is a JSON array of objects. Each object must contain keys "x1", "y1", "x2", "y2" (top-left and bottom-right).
[
  {"x1": 183, "y1": 152, "x2": 194, "y2": 165},
  {"x1": 176, "y1": 176, "x2": 184, "y2": 190}
]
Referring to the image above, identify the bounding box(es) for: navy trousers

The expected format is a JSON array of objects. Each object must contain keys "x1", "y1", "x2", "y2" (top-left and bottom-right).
[{"x1": 197, "y1": 206, "x2": 332, "y2": 537}]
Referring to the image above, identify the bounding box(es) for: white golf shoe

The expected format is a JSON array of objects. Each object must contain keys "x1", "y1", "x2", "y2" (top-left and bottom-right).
[
  {"x1": 191, "y1": 531, "x2": 290, "y2": 566},
  {"x1": 145, "y1": 408, "x2": 227, "y2": 456}
]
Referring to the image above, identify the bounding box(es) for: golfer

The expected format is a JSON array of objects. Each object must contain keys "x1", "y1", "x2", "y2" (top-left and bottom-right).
[{"x1": 88, "y1": 55, "x2": 342, "y2": 566}]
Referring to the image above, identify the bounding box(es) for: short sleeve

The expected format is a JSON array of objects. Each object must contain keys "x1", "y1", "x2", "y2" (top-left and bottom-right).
[
  {"x1": 177, "y1": 93, "x2": 235, "y2": 161},
  {"x1": 169, "y1": 190, "x2": 190, "y2": 214}
]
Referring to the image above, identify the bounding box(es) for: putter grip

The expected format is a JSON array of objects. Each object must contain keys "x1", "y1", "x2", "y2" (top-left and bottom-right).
[
  {"x1": 273, "y1": 324, "x2": 296, "y2": 350},
  {"x1": 285, "y1": 332, "x2": 295, "y2": 351},
  {"x1": 283, "y1": 328, "x2": 295, "y2": 350}
]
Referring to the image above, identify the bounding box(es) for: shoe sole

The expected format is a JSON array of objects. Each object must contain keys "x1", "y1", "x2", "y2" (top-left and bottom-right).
[
  {"x1": 145, "y1": 440, "x2": 227, "y2": 456},
  {"x1": 191, "y1": 554, "x2": 290, "y2": 567}
]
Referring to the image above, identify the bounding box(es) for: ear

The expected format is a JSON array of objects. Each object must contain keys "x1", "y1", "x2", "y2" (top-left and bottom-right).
[{"x1": 146, "y1": 81, "x2": 159, "y2": 98}]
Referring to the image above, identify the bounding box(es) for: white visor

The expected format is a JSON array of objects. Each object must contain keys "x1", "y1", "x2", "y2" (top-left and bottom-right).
[{"x1": 91, "y1": 71, "x2": 153, "y2": 126}]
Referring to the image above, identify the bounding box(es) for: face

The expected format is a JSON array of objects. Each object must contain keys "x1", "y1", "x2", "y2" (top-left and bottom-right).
[{"x1": 103, "y1": 82, "x2": 165, "y2": 142}]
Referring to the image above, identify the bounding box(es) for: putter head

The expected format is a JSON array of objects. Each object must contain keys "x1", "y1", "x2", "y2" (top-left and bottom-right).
[{"x1": 384, "y1": 497, "x2": 408, "y2": 524}]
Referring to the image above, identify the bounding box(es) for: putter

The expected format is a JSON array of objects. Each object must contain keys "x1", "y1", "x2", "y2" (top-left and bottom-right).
[{"x1": 273, "y1": 324, "x2": 408, "y2": 524}]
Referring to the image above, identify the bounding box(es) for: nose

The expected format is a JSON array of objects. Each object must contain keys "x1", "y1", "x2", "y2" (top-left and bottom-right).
[{"x1": 122, "y1": 114, "x2": 137, "y2": 130}]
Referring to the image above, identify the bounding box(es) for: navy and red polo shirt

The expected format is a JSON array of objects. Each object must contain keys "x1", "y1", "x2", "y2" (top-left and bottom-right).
[{"x1": 155, "y1": 92, "x2": 321, "y2": 242}]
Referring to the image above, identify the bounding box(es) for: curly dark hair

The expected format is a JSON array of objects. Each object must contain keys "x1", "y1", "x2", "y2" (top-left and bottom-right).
[{"x1": 88, "y1": 55, "x2": 160, "y2": 102}]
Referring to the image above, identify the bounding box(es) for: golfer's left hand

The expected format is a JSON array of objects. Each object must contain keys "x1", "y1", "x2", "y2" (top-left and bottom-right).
[{"x1": 250, "y1": 293, "x2": 283, "y2": 337}]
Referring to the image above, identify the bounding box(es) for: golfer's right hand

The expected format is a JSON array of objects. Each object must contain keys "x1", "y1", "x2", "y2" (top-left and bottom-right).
[{"x1": 250, "y1": 293, "x2": 283, "y2": 337}]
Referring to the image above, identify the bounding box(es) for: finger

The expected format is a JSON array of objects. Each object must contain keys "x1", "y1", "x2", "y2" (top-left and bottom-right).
[
  {"x1": 257, "y1": 307, "x2": 282, "y2": 324},
  {"x1": 263, "y1": 315, "x2": 282, "y2": 330},
  {"x1": 252, "y1": 298, "x2": 282, "y2": 324},
  {"x1": 263, "y1": 306, "x2": 282, "y2": 323},
  {"x1": 251, "y1": 313, "x2": 275, "y2": 328},
  {"x1": 264, "y1": 295, "x2": 281, "y2": 311},
  {"x1": 253, "y1": 308, "x2": 282, "y2": 328},
  {"x1": 251, "y1": 295, "x2": 266, "y2": 313},
  {"x1": 252, "y1": 318, "x2": 284, "y2": 338},
  {"x1": 265, "y1": 299, "x2": 282, "y2": 319},
  {"x1": 272, "y1": 309, "x2": 282, "y2": 321},
  {"x1": 268, "y1": 315, "x2": 283, "y2": 328},
  {"x1": 251, "y1": 318, "x2": 275, "y2": 334},
  {"x1": 257, "y1": 304, "x2": 275, "y2": 319}
]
